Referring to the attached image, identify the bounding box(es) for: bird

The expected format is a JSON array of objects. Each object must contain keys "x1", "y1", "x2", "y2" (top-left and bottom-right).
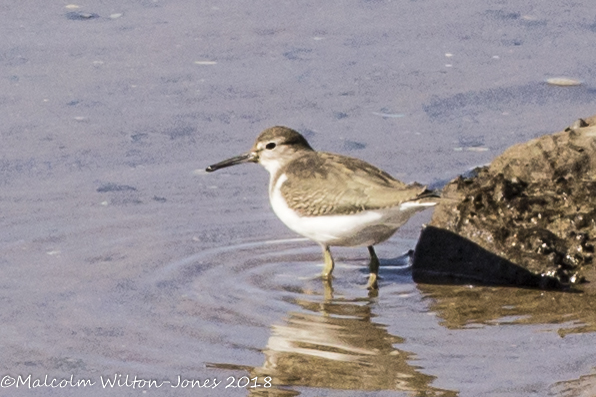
[{"x1": 206, "y1": 126, "x2": 439, "y2": 289}]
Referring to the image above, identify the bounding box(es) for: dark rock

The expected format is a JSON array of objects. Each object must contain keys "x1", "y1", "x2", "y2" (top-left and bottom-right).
[
  {"x1": 414, "y1": 115, "x2": 596, "y2": 289},
  {"x1": 413, "y1": 226, "x2": 563, "y2": 289}
]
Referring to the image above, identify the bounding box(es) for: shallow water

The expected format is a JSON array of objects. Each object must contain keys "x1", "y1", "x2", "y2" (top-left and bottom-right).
[{"x1": 2, "y1": 1, "x2": 596, "y2": 396}]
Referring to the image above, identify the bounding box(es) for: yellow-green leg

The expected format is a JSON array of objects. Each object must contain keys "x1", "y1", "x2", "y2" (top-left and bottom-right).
[
  {"x1": 321, "y1": 245, "x2": 335, "y2": 279},
  {"x1": 366, "y1": 246, "x2": 380, "y2": 289},
  {"x1": 322, "y1": 277, "x2": 334, "y2": 300}
]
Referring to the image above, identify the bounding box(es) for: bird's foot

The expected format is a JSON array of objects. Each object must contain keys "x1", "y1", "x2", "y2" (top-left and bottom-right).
[
  {"x1": 321, "y1": 272, "x2": 333, "y2": 280},
  {"x1": 366, "y1": 273, "x2": 378, "y2": 290}
]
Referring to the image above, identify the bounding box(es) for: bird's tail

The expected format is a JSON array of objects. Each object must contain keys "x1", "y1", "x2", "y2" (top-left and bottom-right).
[
  {"x1": 398, "y1": 187, "x2": 441, "y2": 211},
  {"x1": 415, "y1": 187, "x2": 461, "y2": 206},
  {"x1": 415, "y1": 188, "x2": 441, "y2": 200}
]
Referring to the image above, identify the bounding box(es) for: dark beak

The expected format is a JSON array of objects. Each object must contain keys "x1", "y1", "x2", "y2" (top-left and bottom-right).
[{"x1": 205, "y1": 152, "x2": 257, "y2": 172}]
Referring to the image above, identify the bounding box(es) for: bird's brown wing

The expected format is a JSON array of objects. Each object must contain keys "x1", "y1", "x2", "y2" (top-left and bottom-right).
[{"x1": 280, "y1": 152, "x2": 431, "y2": 216}]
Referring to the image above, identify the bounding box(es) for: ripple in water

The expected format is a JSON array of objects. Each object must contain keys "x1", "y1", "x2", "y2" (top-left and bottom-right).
[{"x1": 144, "y1": 237, "x2": 454, "y2": 395}]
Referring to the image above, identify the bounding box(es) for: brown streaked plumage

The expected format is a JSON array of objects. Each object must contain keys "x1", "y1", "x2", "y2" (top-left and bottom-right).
[
  {"x1": 206, "y1": 126, "x2": 439, "y2": 289},
  {"x1": 280, "y1": 151, "x2": 435, "y2": 216}
]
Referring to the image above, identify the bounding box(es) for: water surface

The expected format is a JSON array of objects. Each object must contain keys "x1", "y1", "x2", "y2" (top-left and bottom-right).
[{"x1": 2, "y1": 1, "x2": 596, "y2": 396}]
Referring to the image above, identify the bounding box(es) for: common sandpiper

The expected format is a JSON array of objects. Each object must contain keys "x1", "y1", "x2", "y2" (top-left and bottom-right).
[{"x1": 206, "y1": 126, "x2": 439, "y2": 289}]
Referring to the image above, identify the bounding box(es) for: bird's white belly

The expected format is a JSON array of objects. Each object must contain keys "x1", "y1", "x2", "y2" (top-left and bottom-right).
[{"x1": 269, "y1": 174, "x2": 431, "y2": 247}]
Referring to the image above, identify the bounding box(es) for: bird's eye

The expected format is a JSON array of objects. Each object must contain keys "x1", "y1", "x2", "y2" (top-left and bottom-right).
[{"x1": 265, "y1": 142, "x2": 276, "y2": 150}]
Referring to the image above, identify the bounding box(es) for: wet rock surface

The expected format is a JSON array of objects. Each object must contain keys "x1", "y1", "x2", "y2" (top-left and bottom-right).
[{"x1": 414, "y1": 114, "x2": 596, "y2": 289}]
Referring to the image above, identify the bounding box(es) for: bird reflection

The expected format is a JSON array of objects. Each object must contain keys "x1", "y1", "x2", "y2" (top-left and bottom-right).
[{"x1": 243, "y1": 282, "x2": 456, "y2": 396}]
